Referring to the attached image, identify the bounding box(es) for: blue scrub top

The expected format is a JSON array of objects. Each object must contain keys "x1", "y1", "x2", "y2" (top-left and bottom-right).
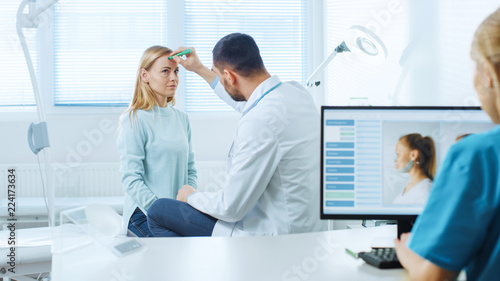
[{"x1": 408, "y1": 125, "x2": 500, "y2": 281}]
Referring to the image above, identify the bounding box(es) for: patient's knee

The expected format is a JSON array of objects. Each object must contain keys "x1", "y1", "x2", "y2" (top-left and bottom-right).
[
  {"x1": 148, "y1": 198, "x2": 167, "y2": 220},
  {"x1": 148, "y1": 198, "x2": 176, "y2": 223}
]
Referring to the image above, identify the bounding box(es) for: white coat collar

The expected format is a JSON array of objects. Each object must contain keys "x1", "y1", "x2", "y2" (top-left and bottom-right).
[{"x1": 241, "y1": 75, "x2": 281, "y2": 115}]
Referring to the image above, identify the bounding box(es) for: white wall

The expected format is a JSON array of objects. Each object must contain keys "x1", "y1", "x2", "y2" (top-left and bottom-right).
[{"x1": 0, "y1": 111, "x2": 239, "y2": 166}]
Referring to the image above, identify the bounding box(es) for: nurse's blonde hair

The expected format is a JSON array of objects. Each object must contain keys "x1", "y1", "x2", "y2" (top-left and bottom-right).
[
  {"x1": 471, "y1": 7, "x2": 500, "y2": 96},
  {"x1": 122, "y1": 46, "x2": 176, "y2": 123}
]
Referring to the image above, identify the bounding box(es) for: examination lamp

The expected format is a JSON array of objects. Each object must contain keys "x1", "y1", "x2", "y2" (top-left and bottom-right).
[
  {"x1": 17, "y1": 0, "x2": 61, "y2": 227},
  {"x1": 307, "y1": 25, "x2": 388, "y2": 88}
]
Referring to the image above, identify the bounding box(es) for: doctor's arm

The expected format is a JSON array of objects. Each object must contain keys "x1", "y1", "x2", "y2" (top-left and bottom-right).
[
  {"x1": 117, "y1": 118, "x2": 158, "y2": 211},
  {"x1": 170, "y1": 46, "x2": 246, "y2": 112},
  {"x1": 186, "y1": 120, "x2": 281, "y2": 222},
  {"x1": 170, "y1": 47, "x2": 216, "y2": 84}
]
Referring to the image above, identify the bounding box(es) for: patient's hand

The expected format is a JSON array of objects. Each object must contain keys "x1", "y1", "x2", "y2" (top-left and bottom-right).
[{"x1": 177, "y1": 185, "x2": 197, "y2": 202}]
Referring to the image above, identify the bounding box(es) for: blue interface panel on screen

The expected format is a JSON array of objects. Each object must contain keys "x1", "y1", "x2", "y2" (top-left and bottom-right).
[{"x1": 321, "y1": 107, "x2": 494, "y2": 219}]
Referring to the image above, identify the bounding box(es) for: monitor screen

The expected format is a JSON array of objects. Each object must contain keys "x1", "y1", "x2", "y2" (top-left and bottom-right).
[{"x1": 321, "y1": 106, "x2": 494, "y2": 221}]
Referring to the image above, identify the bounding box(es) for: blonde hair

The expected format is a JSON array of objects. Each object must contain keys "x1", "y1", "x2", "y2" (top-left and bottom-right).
[
  {"x1": 471, "y1": 7, "x2": 500, "y2": 96},
  {"x1": 123, "y1": 46, "x2": 176, "y2": 122}
]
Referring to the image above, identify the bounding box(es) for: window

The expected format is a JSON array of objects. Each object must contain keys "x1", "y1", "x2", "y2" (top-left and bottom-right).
[
  {"x1": 437, "y1": 0, "x2": 500, "y2": 106},
  {"x1": 326, "y1": 0, "x2": 499, "y2": 107},
  {"x1": 325, "y1": 0, "x2": 410, "y2": 106},
  {"x1": 0, "y1": 1, "x2": 38, "y2": 108},
  {"x1": 53, "y1": 0, "x2": 168, "y2": 106},
  {"x1": 183, "y1": 0, "x2": 308, "y2": 112},
  {"x1": 5, "y1": 0, "x2": 309, "y2": 111}
]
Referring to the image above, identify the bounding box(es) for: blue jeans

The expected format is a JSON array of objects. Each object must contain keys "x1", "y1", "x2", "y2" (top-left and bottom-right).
[
  {"x1": 128, "y1": 207, "x2": 154, "y2": 237},
  {"x1": 147, "y1": 198, "x2": 217, "y2": 237}
]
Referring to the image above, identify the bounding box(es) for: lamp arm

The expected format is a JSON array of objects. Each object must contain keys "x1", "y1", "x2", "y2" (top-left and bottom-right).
[
  {"x1": 16, "y1": 0, "x2": 45, "y2": 121},
  {"x1": 28, "y1": 0, "x2": 60, "y2": 21},
  {"x1": 16, "y1": 0, "x2": 60, "y2": 118},
  {"x1": 306, "y1": 42, "x2": 351, "y2": 87},
  {"x1": 307, "y1": 50, "x2": 338, "y2": 87},
  {"x1": 16, "y1": 0, "x2": 59, "y2": 227},
  {"x1": 28, "y1": 0, "x2": 59, "y2": 20}
]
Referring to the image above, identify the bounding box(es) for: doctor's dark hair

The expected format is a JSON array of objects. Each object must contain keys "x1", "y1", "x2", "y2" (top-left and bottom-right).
[
  {"x1": 212, "y1": 33, "x2": 266, "y2": 77},
  {"x1": 399, "y1": 133, "x2": 436, "y2": 180}
]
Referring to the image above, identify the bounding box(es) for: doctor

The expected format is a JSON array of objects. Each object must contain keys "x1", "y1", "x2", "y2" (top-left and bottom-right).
[{"x1": 147, "y1": 33, "x2": 326, "y2": 237}]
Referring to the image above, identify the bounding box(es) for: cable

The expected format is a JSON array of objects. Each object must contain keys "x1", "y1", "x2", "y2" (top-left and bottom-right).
[{"x1": 36, "y1": 153, "x2": 52, "y2": 226}]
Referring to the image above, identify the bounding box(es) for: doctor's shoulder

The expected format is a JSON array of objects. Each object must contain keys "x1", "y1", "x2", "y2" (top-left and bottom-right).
[
  {"x1": 285, "y1": 80, "x2": 307, "y2": 93},
  {"x1": 260, "y1": 81, "x2": 311, "y2": 110},
  {"x1": 280, "y1": 81, "x2": 318, "y2": 113}
]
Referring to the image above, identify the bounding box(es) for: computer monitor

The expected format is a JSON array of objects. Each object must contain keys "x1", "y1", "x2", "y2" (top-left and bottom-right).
[{"x1": 320, "y1": 106, "x2": 494, "y2": 237}]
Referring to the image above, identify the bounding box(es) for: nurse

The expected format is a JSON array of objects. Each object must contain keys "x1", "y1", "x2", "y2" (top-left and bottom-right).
[
  {"x1": 147, "y1": 33, "x2": 326, "y2": 237},
  {"x1": 117, "y1": 46, "x2": 197, "y2": 237},
  {"x1": 395, "y1": 8, "x2": 500, "y2": 281},
  {"x1": 392, "y1": 133, "x2": 435, "y2": 205}
]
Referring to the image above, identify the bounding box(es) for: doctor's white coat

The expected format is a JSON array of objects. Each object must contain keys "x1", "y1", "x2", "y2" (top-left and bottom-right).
[{"x1": 187, "y1": 75, "x2": 327, "y2": 236}]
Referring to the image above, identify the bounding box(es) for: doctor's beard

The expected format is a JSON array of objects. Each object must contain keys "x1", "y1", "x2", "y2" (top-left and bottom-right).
[{"x1": 221, "y1": 77, "x2": 245, "y2": 101}]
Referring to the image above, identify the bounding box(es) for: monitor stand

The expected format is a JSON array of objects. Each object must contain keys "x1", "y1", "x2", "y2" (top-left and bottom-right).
[{"x1": 397, "y1": 218, "x2": 416, "y2": 239}]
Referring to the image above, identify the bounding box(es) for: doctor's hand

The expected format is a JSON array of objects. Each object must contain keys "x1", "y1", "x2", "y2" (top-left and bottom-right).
[
  {"x1": 170, "y1": 47, "x2": 216, "y2": 84},
  {"x1": 176, "y1": 185, "x2": 198, "y2": 203},
  {"x1": 170, "y1": 47, "x2": 204, "y2": 73}
]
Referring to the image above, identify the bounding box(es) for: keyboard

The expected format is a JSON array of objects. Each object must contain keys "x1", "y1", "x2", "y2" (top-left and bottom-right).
[{"x1": 358, "y1": 247, "x2": 403, "y2": 269}]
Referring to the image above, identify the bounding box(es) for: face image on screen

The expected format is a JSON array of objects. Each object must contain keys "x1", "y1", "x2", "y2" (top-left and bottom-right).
[
  {"x1": 321, "y1": 107, "x2": 495, "y2": 219},
  {"x1": 382, "y1": 122, "x2": 441, "y2": 206}
]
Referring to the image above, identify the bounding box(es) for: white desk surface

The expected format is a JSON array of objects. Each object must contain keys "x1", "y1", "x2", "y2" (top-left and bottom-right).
[
  {"x1": 52, "y1": 225, "x2": 409, "y2": 281},
  {"x1": 0, "y1": 226, "x2": 54, "y2": 278}
]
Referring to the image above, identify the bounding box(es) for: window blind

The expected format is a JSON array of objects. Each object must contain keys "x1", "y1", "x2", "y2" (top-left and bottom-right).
[
  {"x1": 53, "y1": 0, "x2": 168, "y2": 106},
  {"x1": 183, "y1": 0, "x2": 308, "y2": 112},
  {"x1": 326, "y1": 0, "x2": 498, "y2": 107},
  {"x1": 326, "y1": 0, "x2": 410, "y2": 106},
  {"x1": 0, "y1": 1, "x2": 38, "y2": 108},
  {"x1": 437, "y1": 0, "x2": 500, "y2": 106}
]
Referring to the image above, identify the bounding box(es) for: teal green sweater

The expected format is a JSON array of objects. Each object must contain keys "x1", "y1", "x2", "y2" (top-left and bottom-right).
[{"x1": 117, "y1": 106, "x2": 197, "y2": 232}]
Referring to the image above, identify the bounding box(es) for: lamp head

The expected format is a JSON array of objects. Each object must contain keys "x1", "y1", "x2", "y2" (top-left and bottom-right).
[
  {"x1": 343, "y1": 25, "x2": 388, "y2": 64},
  {"x1": 306, "y1": 25, "x2": 389, "y2": 89}
]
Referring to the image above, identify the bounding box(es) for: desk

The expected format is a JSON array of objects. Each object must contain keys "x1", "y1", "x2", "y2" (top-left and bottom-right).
[
  {"x1": 52, "y1": 225, "x2": 409, "y2": 281},
  {"x1": 0, "y1": 227, "x2": 53, "y2": 280},
  {"x1": 0, "y1": 197, "x2": 123, "y2": 229}
]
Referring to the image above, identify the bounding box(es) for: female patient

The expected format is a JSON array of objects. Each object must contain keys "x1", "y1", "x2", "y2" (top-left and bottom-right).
[
  {"x1": 395, "y1": 8, "x2": 500, "y2": 281},
  {"x1": 392, "y1": 133, "x2": 436, "y2": 205},
  {"x1": 117, "y1": 46, "x2": 197, "y2": 237}
]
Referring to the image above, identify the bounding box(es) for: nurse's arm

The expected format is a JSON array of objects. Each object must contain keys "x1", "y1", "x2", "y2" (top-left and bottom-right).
[{"x1": 394, "y1": 233, "x2": 458, "y2": 281}]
